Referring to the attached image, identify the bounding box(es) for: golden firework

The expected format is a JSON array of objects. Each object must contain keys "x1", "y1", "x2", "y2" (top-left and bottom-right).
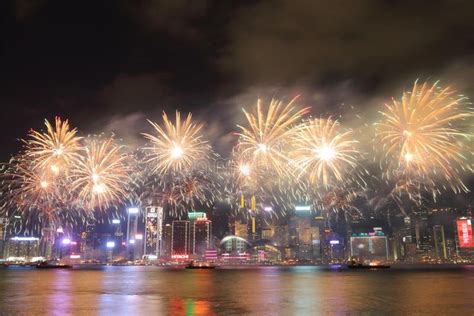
[
  {"x1": 290, "y1": 118, "x2": 361, "y2": 188},
  {"x1": 235, "y1": 97, "x2": 310, "y2": 177},
  {"x1": 143, "y1": 111, "x2": 210, "y2": 175},
  {"x1": 70, "y1": 137, "x2": 130, "y2": 210},
  {"x1": 376, "y1": 81, "x2": 473, "y2": 193},
  {"x1": 24, "y1": 117, "x2": 82, "y2": 176}
]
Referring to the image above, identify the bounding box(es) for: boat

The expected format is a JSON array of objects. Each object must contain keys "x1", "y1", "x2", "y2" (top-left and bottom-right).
[
  {"x1": 185, "y1": 261, "x2": 216, "y2": 269},
  {"x1": 347, "y1": 261, "x2": 390, "y2": 269},
  {"x1": 36, "y1": 261, "x2": 73, "y2": 269}
]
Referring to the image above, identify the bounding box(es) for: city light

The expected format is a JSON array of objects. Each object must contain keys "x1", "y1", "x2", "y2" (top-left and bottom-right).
[
  {"x1": 264, "y1": 206, "x2": 273, "y2": 212},
  {"x1": 62, "y1": 238, "x2": 71, "y2": 245},
  {"x1": 329, "y1": 240, "x2": 340, "y2": 245},
  {"x1": 106, "y1": 241, "x2": 115, "y2": 248},
  {"x1": 128, "y1": 207, "x2": 139, "y2": 214},
  {"x1": 295, "y1": 205, "x2": 311, "y2": 211},
  {"x1": 70, "y1": 254, "x2": 81, "y2": 259},
  {"x1": 10, "y1": 237, "x2": 39, "y2": 241},
  {"x1": 112, "y1": 219, "x2": 120, "y2": 224},
  {"x1": 129, "y1": 239, "x2": 135, "y2": 244},
  {"x1": 188, "y1": 211, "x2": 206, "y2": 220},
  {"x1": 135, "y1": 234, "x2": 143, "y2": 240},
  {"x1": 171, "y1": 254, "x2": 189, "y2": 259}
]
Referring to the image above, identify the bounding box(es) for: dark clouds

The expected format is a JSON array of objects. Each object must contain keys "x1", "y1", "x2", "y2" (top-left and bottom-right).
[
  {"x1": 219, "y1": 0, "x2": 474, "y2": 88},
  {"x1": 0, "y1": 0, "x2": 474, "y2": 160}
]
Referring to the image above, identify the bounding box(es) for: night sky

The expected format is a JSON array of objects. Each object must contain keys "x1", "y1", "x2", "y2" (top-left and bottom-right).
[{"x1": 1, "y1": 0, "x2": 474, "y2": 165}]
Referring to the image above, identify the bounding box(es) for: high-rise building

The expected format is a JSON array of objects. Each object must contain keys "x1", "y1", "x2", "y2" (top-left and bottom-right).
[
  {"x1": 83, "y1": 221, "x2": 99, "y2": 260},
  {"x1": 456, "y1": 217, "x2": 474, "y2": 257},
  {"x1": 234, "y1": 220, "x2": 248, "y2": 239},
  {"x1": 415, "y1": 214, "x2": 433, "y2": 257},
  {"x1": 171, "y1": 220, "x2": 190, "y2": 259},
  {"x1": 289, "y1": 210, "x2": 317, "y2": 261},
  {"x1": 126, "y1": 207, "x2": 139, "y2": 260},
  {"x1": 6, "y1": 237, "x2": 40, "y2": 260},
  {"x1": 144, "y1": 206, "x2": 163, "y2": 260},
  {"x1": 161, "y1": 224, "x2": 172, "y2": 259},
  {"x1": 350, "y1": 232, "x2": 389, "y2": 260},
  {"x1": 0, "y1": 218, "x2": 8, "y2": 259},
  {"x1": 39, "y1": 227, "x2": 54, "y2": 259},
  {"x1": 192, "y1": 217, "x2": 212, "y2": 257},
  {"x1": 433, "y1": 225, "x2": 447, "y2": 260}
]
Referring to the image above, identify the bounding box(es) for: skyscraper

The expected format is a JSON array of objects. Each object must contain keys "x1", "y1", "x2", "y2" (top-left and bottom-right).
[
  {"x1": 0, "y1": 218, "x2": 8, "y2": 259},
  {"x1": 192, "y1": 217, "x2": 212, "y2": 257},
  {"x1": 144, "y1": 206, "x2": 163, "y2": 260},
  {"x1": 171, "y1": 220, "x2": 190, "y2": 259},
  {"x1": 161, "y1": 224, "x2": 172, "y2": 259},
  {"x1": 6, "y1": 237, "x2": 40, "y2": 260},
  {"x1": 127, "y1": 207, "x2": 139, "y2": 260},
  {"x1": 39, "y1": 227, "x2": 54, "y2": 259},
  {"x1": 433, "y1": 225, "x2": 447, "y2": 260},
  {"x1": 350, "y1": 233, "x2": 389, "y2": 260}
]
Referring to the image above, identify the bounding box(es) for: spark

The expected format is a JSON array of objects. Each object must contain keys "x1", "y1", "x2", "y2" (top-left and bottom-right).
[
  {"x1": 375, "y1": 80, "x2": 473, "y2": 195},
  {"x1": 143, "y1": 111, "x2": 210, "y2": 175}
]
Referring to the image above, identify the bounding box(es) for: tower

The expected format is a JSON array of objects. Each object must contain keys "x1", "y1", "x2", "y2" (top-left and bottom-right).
[
  {"x1": 171, "y1": 220, "x2": 190, "y2": 260},
  {"x1": 144, "y1": 206, "x2": 163, "y2": 260},
  {"x1": 126, "y1": 207, "x2": 139, "y2": 260},
  {"x1": 433, "y1": 225, "x2": 447, "y2": 260}
]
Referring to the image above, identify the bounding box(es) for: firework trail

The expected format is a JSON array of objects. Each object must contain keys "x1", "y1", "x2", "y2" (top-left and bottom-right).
[
  {"x1": 70, "y1": 136, "x2": 130, "y2": 210},
  {"x1": 235, "y1": 97, "x2": 310, "y2": 178},
  {"x1": 289, "y1": 117, "x2": 365, "y2": 189},
  {"x1": 375, "y1": 80, "x2": 473, "y2": 198},
  {"x1": 142, "y1": 111, "x2": 211, "y2": 176}
]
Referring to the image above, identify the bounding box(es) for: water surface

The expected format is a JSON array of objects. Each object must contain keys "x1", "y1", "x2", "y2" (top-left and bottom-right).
[{"x1": 1, "y1": 265, "x2": 473, "y2": 315}]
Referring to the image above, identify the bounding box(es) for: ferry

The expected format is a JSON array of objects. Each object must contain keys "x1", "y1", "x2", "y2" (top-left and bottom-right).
[
  {"x1": 36, "y1": 261, "x2": 73, "y2": 269},
  {"x1": 185, "y1": 261, "x2": 216, "y2": 269},
  {"x1": 347, "y1": 260, "x2": 390, "y2": 269}
]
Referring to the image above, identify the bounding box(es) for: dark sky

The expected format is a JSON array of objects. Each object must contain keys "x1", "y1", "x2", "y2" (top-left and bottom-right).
[{"x1": 1, "y1": 0, "x2": 474, "y2": 160}]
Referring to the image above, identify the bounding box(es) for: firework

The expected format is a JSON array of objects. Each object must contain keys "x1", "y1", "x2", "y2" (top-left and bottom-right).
[
  {"x1": 375, "y1": 81, "x2": 473, "y2": 194},
  {"x1": 235, "y1": 97, "x2": 310, "y2": 177},
  {"x1": 70, "y1": 137, "x2": 130, "y2": 210},
  {"x1": 289, "y1": 118, "x2": 363, "y2": 188},
  {"x1": 24, "y1": 117, "x2": 82, "y2": 176},
  {"x1": 0, "y1": 155, "x2": 83, "y2": 231},
  {"x1": 142, "y1": 111, "x2": 211, "y2": 175}
]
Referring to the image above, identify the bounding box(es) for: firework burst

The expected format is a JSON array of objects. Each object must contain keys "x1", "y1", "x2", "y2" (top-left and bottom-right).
[
  {"x1": 375, "y1": 80, "x2": 473, "y2": 195},
  {"x1": 142, "y1": 111, "x2": 211, "y2": 175},
  {"x1": 24, "y1": 117, "x2": 82, "y2": 176},
  {"x1": 1, "y1": 155, "x2": 83, "y2": 232},
  {"x1": 70, "y1": 137, "x2": 130, "y2": 210},
  {"x1": 289, "y1": 118, "x2": 364, "y2": 189},
  {"x1": 235, "y1": 97, "x2": 310, "y2": 178}
]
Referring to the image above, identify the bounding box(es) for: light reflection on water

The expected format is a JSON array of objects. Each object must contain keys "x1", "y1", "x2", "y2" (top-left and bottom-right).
[{"x1": 1, "y1": 265, "x2": 474, "y2": 315}]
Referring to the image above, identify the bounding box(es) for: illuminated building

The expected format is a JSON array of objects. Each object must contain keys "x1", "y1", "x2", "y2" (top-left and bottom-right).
[
  {"x1": 415, "y1": 215, "x2": 433, "y2": 257},
  {"x1": 191, "y1": 216, "x2": 212, "y2": 257},
  {"x1": 220, "y1": 235, "x2": 250, "y2": 254},
  {"x1": 233, "y1": 220, "x2": 248, "y2": 239},
  {"x1": 83, "y1": 220, "x2": 99, "y2": 260},
  {"x1": 456, "y1": 217, "x2": 474, "y2": 257},
  {"x1": 144, "y1": 206, "x2": 163, "y2": 260},
  {"x1": 205, "y1": 249, "x2": 218, "y2": 261},
  {"x1": 0, "y1": 218, "x2": 8, "y2": 259},
  {"x1": 127, "y1": 207, "x2": 139, "y2": 260},
  {"x1": 289, "y1": 208, "x2": 317, "y2": 261},
  {"x1": 171, "y1": 220, "x2": 190, "y2": 258},
  {"x1": 161, "y1": 224, "x2": 172, "y2": 259},
  {"x1": 433, "y1": 225, "x2": 447, "y2": 260},
  {"x1": 39, "y1": 227, "x2": 54, "y2": 259},
  {"x1": 350, "y1": 230, "x2": 389, "y2": 260},
  {"x1": 6, "y1": 237, "x2": 39, "y2": 260}
]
